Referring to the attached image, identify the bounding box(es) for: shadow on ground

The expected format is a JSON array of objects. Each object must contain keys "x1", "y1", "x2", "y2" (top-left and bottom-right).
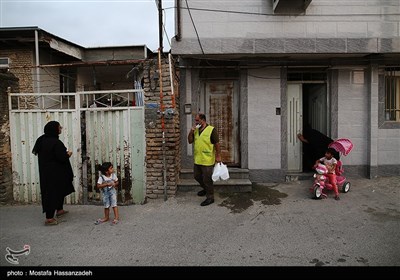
[{"x1": 218, "y1": 183, "x2": 288, "y2": 213}]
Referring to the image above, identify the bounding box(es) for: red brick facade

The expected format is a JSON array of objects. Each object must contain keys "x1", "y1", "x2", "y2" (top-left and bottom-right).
[
  {"x1": 0, "y1": 72, "x2": 19, "y2": 204},
  {"x1": 0, "y1": 53, "x2": 181, "y2": 203},
  {"x1": 0, "y1": 49, "x2": 34, "y2": 93},
  {"x1": 142, "y1": 58, "x2": 181, "y2": 199}
]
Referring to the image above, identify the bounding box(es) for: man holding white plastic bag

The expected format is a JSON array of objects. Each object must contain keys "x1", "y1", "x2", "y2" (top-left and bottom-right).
[
  {"x1": 212, "y1": 162, "x2": 230, "y2": 182},
  {"x1": 188, "y1": 113, "x2": 221, "y2": 206}
]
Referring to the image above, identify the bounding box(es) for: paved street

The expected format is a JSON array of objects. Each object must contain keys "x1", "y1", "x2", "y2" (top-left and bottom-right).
[{"x1": 0, "y1": 176, "x2": 399, "y2": 269}]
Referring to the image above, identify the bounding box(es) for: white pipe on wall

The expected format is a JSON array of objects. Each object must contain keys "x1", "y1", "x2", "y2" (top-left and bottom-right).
[{"x1": 34, "y1": 30, "x2": 40, "y2": 93}]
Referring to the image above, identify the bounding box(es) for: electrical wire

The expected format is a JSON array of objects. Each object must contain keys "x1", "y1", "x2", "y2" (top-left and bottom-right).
[
  {"x1": 162, "y1": 8, "x2": 171, "y2": 49},
  {"x1": 177, "y1": 6, "x2": 400, "y2": 17},
  {"x1": 184, "y1": 0, "x2": 204, "y2": 54}
]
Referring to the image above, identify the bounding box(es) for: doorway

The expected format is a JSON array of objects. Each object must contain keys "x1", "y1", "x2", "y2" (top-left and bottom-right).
[
  {"x1": 287, "y1": 82, "x2": 328, "y2": 172},
  {"x1": 302, "y1": 83, "x2": 328, "y2": 171},
  {"x1": 204, "y1": 80, "x2": 240, "y2": 166}
]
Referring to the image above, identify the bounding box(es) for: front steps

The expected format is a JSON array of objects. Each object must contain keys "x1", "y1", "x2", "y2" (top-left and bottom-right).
[
  {"x1": 178, "y1": 168, "x2": 313, "y2": 193},
  {"x1": 177, "y1": 168, "x2": 252, "y2": 193},
  {"x1": 285, "y1": 172, "x2": 314, "y2": 182}
]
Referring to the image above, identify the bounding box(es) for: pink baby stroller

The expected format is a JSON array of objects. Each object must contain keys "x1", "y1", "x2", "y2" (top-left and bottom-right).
[{"x1": 310, "y1": 138, "x2": 353, "y2": 199}]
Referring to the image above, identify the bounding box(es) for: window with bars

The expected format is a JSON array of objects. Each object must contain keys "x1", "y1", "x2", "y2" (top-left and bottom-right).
[{"x1": 385, "y1": 68, "x2": 400, "y2": 122}]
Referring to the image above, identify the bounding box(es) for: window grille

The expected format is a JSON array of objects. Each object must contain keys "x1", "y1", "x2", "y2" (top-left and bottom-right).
[{"x1": 385, "y1": 68, "x2": 400, "y2": 122}]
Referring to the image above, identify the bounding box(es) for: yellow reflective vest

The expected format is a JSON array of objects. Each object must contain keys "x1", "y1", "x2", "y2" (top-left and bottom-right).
[{"x1": 194, "y1": 125, "x2": 215, "y2": 166}]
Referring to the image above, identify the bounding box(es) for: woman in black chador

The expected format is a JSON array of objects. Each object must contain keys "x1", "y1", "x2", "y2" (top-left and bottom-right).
[
  {"x1": 297, "y1": 124, "x2": 340, "y2": 172},
  {"x1": 32, "y1": 121, "x2": 75, "y2": 225}
]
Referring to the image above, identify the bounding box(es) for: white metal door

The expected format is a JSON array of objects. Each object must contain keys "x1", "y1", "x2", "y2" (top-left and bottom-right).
[{"x1": 287, "y1": 84, "x2": 302, "y2": 171}]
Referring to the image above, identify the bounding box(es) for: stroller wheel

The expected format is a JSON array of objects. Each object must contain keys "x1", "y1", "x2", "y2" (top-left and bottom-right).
[
  {"x1": 342, "y1": 182, "x2": 351, "y2": 193},
  {"x1": 314, "y1": 185, "x2": 322, "y2": 199}
]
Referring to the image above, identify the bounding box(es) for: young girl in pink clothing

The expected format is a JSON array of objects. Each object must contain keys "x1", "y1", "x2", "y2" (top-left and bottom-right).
[{"x1": 315, "y1": 148, "x2": 340, "y2": 201}]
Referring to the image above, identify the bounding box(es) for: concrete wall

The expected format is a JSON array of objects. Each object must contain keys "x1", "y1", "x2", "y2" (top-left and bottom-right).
[
  {"x1": 337, "y1": 69, "x2": 369, "y2": 166},
  {"x1": 247, "y1": 68, "x2": 281, "y2": 169},
  {"x1": 84, "y1": 47, "x2": 147, "y2": 62},
  {"x1": 180, "y1": 0, "x2": 399, "y2": 40},
  {"x1": 337, "y1": 67, "x2": 400, "y2": 176},
  {"x1": 173, "y1": 0, "x2": 400, "y2": 54},
  {"x1": 37, "y1": 50, "x2": 61, "y2": 94},
  {"x1": 173, "y1": 0, "x2": 399, "y2": 180},
  {"x1": 378, "y1": 129, "x2": 400, "y2": 165}
]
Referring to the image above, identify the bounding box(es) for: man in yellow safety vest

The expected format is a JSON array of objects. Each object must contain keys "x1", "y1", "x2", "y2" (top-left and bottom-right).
[{"x1": 188, "y1": 113, "x2": 221, "y2": 206}]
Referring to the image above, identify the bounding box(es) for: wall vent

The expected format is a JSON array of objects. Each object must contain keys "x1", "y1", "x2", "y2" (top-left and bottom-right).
[
  {"x1": 273, "y1": 0, "x2": 312, "y2": 14},
  {"x1": 0, "y1": 57, "x2": 10, "y2": 69}
]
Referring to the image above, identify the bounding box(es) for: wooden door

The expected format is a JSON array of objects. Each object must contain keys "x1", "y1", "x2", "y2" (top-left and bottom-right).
[{"x1": 205, "y1": 80, "x2": 239, "y2": 166}]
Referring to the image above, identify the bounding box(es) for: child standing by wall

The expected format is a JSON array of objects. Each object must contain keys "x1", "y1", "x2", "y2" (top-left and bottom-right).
[
  {"x1": 314, "y1": 148, "x2": 340, "y2": 201},
  {"x1": 95, "y1": 162, "x2": 120, "y2": 225}
]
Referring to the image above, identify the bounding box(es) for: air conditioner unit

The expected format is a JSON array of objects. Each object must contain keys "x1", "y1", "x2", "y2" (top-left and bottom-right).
[
  {"x1": 273, "y1": 0, "x2": 312, "y2": 14},
  {"x1": 0, "y1": 58, "x2": 10, "y2": 69}
]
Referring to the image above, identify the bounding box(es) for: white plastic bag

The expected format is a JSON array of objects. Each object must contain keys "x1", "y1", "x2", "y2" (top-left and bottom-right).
[
  {"x1": 212, "y1": 163, "x2": 222, "y2": 182},
  {"x1": 219, "y1": 163, "x2": 230, "y2": 181},
  {"x1": 212, "y1": 162, "x2": 230, "y2": 182}
]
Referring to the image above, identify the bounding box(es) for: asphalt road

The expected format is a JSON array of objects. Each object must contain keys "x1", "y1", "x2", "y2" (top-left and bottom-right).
[{"x1": 1, "y1": 176, "x2": 399, "y2": 271}]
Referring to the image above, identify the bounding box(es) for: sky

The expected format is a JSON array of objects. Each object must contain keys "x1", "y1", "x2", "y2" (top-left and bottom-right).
[{"x1": 0, "y1": 0, "x2": 175, "y2": 52}]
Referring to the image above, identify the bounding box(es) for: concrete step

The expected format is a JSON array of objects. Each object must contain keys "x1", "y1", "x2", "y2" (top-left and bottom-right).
[
  {"x1": 177, "y1": 178, "x2": 252, "y2": 193},
  {"x1": 285, "y1": 172, "x2": 314, "y2": 182},
  {"x1": 179, "y1": 168, "x2": 250, "y2": 179}
]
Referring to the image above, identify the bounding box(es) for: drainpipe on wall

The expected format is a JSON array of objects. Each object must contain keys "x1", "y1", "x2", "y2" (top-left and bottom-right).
[
  {"x1": 168, "y1": 53, "x2": 176, "y2": 108},
  {"x1": 34, "y1": 30, "x2": 40, "y2": 93},
  {"x1": 157, "y1": 1, "x2": 168, "y2": 201}
]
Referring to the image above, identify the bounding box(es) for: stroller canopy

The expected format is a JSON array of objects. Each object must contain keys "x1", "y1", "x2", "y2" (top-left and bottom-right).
[{"x1": 328, "y1": 138, "x2": 353, "y2": 156}]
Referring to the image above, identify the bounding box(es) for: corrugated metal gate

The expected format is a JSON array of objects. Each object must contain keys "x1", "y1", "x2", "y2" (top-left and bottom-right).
[
  {"x1": 9, "y1": 108, "x2": 82, "y2": 204},
  {"x1": 83, "y1": 105, "x2": 145, "y2": 205},
  {"x1": 8, "y1": 90, "x2": 145, "y2": 205}
]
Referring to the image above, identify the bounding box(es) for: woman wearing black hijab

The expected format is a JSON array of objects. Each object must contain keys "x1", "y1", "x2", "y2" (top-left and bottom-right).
[
  {"x1": 32, "y1": 121, "x2": 75, "y2": 225},
  {"x1": 297, "y1": 124, "x2": 340, "y2": 171}
]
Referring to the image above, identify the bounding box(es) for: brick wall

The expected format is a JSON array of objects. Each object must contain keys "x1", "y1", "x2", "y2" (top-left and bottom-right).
[
  {"x1": 0, "y1": 49, "x2": 34, "y2": 93},
  {"x1": 142, "y1": 57, "x2": 181, "y2": 199},
  {"x1": 0, "y1": 72, "x2": 19, "y2": 204},
  {"x1": 0, "y1": 51, "x2": 182, "y2": 201}
]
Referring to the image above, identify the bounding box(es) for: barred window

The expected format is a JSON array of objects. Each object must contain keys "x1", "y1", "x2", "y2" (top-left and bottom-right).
[{"x1": 385, "y1": 68, "x2": 400, "y2": 122}]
